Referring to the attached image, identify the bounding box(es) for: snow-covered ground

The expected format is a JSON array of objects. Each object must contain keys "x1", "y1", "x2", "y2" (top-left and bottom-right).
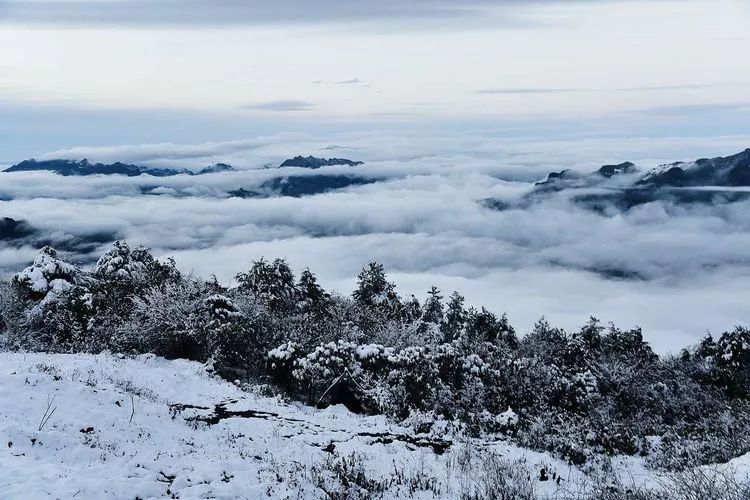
[{"x1": 0, "y1": 352, "x2": 748, "y2": 499}]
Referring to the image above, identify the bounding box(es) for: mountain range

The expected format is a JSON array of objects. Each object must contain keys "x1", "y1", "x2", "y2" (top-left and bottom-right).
[
  {"x1": 536, "y1": 148, "x2": 750, "y2": 190},
  {"x1": 517, "y1": 148, "x2": 750, "y2": 211},
  {"x1": 230, "y1": 175, "x2": 373, "y2": 198},
  {"x1": 230, "y1": 156, "x2": 368, "y2": 197},
  {"x1": 5, "y1": 150, "x2": 750, "y2": 208},
  {"x1": 3, "y1": 159, "x2": 237, "y2": 177},
  {"x1": 2, "y1": 155, "x2": 364, "y2": 177}
]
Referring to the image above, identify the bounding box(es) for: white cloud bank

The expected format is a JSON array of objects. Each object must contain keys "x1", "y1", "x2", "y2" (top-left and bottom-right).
[{"x1": 1, "y1": 130, "x2": 749, "y2": 352}]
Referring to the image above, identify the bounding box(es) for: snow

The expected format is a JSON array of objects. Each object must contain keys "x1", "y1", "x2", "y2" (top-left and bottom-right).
[
  {"x1": 268, "y1": 341, "x2": 297, "y2": 362},
  {"x1": 1, "y1": 352, "x2": 748, "y2": 499},
  {"x1": 17, "y1": 247, "x2": 80, "y2": 295},
  {"x1": 642, "y1": 160, "x2": 695, "y2": 181},
  {"x1": 496, "y1": 407, "x2": 519, "y2": 428}
]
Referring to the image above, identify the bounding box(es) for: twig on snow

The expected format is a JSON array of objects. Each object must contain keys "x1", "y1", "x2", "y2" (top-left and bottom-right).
[
  {"x1": 129, "y1": 394, "x2": 135, "y2": 423},
  {"x1": 38, "y1": 394, "x2": 58, "y2": 431}
]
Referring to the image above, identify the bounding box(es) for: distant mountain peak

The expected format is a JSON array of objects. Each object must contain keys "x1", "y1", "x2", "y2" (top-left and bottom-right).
[
  {"x1": 535, "y1": 169, "x2": 582, "y2": 188},
  {"x1": 598, "y1": 161, "x2": 637, "y2": 178},
  {"x1": 197, "y1": 163, "x2": 236, "y2": 175},
  {"x1": 279, "y1": 156, "x2": 363, "y2": 169}
]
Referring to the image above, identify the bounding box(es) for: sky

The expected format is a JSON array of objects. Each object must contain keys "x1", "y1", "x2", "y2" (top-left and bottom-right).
[
  {"x1": 0, "y1": 0, "x2": 749, "y2": 158},
  {"x1": 1, "y1": 0, "x2": 750, "y2": 350}
]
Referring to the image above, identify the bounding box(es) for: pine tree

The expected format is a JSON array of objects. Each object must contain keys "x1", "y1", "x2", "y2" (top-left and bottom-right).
[
  {"x1": 465, "y1": 307, "x2": 516, "y2": 346},
  {"x1": 297, "y1": 268, "x2": 329, "y2": 311},
  {"x1": 415, "y1": 287, "x2": 443, "y2": 346},
  {"x1": 421, "y1": 286, "x2": 444, "y2": 325},
  {"x1": 236, "y1": 258, "x2": 298, "y2": 314},
  {"x1": 441, "y1": 291, "x2": 466, "y2": 343},
  {"x1": 352, "y1": 262, "x2": 401, "y2": 316}
]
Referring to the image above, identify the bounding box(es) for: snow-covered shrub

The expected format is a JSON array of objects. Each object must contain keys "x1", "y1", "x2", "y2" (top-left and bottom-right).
[
  {"x1": 495, "y1": 407, "x2": 519, "y2": 430},
  {"x1": 13, "y1": 246, "x2": 85, "y2": 305},
  {"x1": 95, "y1": 240, "x2": 153, "y2": 282},
  {"x1": 3, "y1": 247, "x2": 95, "y2": 351},
  {"x1": 384, "y1": 346, "x2": 444, "y2": 419},
  {"x1": 204, "y1": 294, "x2": 267, "y2": 379},
  {"x1": 267, "y1": 341, "x2": 302, "y2": 388},
  {"x1": 88, "y1": 243, "x2": 182, "y2": 351},
  {"x1": 289, "y1": 341, "x2": 391, "y2": 410},
  {"x1": 116, "y1": 279, "x2": 208, "y2": 359},
  {"x1": 310, "y1": 452, "x2": 389, "y2": 499}
]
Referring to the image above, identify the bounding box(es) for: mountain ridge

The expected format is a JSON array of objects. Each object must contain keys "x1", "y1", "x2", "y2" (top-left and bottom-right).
[
  {"x1": 279, "y1": 155, "x2": 363, "y2": 169},
  {"x1": 3, "y1": 158, "x2": 237, "y2": 177}
]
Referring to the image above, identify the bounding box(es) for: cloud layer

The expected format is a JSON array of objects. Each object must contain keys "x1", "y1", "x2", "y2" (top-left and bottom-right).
[
  {"x1": 1, "y1": 130, "x2": 749, "y2": 352},
  {"x1": 0, "y1": 0, "x2": 652, "y2": 28}
]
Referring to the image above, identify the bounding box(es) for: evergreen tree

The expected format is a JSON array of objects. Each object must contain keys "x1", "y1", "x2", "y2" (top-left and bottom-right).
[
  {"x1": 441, "y1": 291, "x2": 466, "y2": 343},
  {"x1": 465, "y1": 307, "x2": 517, "y2": 347},
  {"x1": 421, "y1": 286, "x2": 444, "y2": 325},
  {"x1": 236, "y1": 258, "x2": 298, "y2": 314},
  {"x1": 14, "y1": 246, "x2": 84, "y2": 304},
  {"x1": 352, "y1": 262, "x2": 402, "y2": 318},
  {"x1": 297, "y1": 268, "x2": 330, "y2": 312}
]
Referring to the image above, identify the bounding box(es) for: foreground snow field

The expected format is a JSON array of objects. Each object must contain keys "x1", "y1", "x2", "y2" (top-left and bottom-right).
[{"x1": 0, "y1": 352, "x2": 748, "y2": 499}]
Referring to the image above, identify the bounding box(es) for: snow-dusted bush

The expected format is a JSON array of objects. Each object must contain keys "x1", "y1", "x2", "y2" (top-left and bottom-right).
[
  {"x1": 95, "y1": 240, "x2": 154, "y2": 283},
  {"x1": 14, "y1": 246, "x2": 85, "y2": 305}
]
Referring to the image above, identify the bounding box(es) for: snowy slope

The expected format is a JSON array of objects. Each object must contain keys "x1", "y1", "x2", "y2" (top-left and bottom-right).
[
  {"x1": 0, "y1": 352, "x2": 748, "y2": 499},
  {"x1": 0, "y1": 352, "x2": 576, "y2": 499}
]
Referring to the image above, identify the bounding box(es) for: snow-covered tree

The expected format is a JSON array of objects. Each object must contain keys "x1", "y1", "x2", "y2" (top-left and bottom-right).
[
  {"x1": 14, "y1": 246, "x2": 85, "y2": 305},
  {"x1": 236, "y1": 258, "x2": 298, "y2": 314},
  {"x1": 95, "y1": 240, "x2": 152, "y2": 282},
  {"x1": 352, "y1": 262, "x2": 400, "y2": 313},
  {"x1": 421, "y1": 287, "x2": 443, "y2": 324},
  {"x1": 441, "y1": 291, "x2": 467, "y2": 343}
]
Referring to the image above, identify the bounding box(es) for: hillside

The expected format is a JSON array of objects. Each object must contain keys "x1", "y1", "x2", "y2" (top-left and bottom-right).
[
  {"x1": 0, "y1": 352, "x2": 584, "y2": 499},
  {"x1": 1, "y1": 352, "x2": 750, "y2": 499},
  {"x1": 2, "y1": 243, "x2": 750, "y2": 498}
]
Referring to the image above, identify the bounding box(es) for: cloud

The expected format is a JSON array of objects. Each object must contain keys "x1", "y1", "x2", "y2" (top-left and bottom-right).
[
  {"x1": 242, "y1": 100, "x2": 317, "y2": 112},
  {"x1": 335, "y1": 78, "x2": 365, "y2": 85},
  {"x1": 0, "y1": 0, "x2": 691, "y2": 29},
  {"x1": 0, "y1": 0, "x2": 560, "y2": 26},
  {"x1": 634, "y1": 102, "x2": 750, "y2": 116},
  {"x1": 474, "y1": 82, "x2": 750, "y2": 95},
  {"x1": 314, "y1": 78, "x2": 366, "y2": 85},
  {"x1": 3, "y1": 131, "x2": 750, "y2": 352},
  {"x1": 475, "y1": 88, "x2": 586, "y2": 95},
  {"x1": 621, "y1": 83, "x2": 750, "y2": 92}
]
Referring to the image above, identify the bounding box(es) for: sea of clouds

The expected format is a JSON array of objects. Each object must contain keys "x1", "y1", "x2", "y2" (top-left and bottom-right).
[{"x1": 2, "y1": 130, "x2": 749, "y2": 352}]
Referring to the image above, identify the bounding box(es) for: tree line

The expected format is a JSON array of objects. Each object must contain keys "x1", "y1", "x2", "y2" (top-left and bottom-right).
[{"x1": 1, "y1": 241, "x2": 749, "y2": 468}]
